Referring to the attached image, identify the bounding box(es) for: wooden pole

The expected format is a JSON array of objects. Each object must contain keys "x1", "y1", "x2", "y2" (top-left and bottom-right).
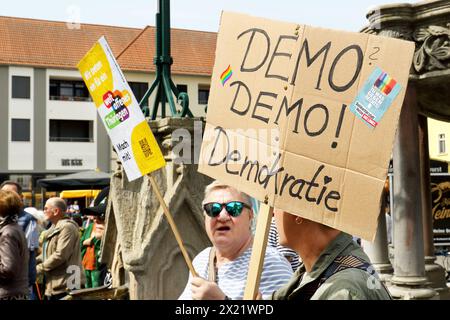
[
  {"x1": 148, "y1": 174, "x2": 198, "y2": 277},
  {"x1": 243, "y1": 203, "x2": 273, "y2": 300}
]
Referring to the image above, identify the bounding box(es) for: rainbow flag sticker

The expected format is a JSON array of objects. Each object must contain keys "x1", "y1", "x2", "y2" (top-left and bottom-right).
[
  {"x1": 220, "y1": 65, "x2": 233, "y2": 86},
  {"x1": 374, "y1": 72, "x2": 397, "y2": 95},
  {"x1": 349, "y1": 67, "x2": 401, "y2": 129}
]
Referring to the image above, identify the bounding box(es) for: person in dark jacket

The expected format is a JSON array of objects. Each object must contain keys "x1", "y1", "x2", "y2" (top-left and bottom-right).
[
  {"x1": 0, "y1": 190, "x2": 29, "y2": 300},
  {"x1": 1, "y1": 180, "x2": 39, "y2": 299}
]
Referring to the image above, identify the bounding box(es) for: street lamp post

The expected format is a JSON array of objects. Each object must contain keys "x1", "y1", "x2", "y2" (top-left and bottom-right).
[{"x1": 138, "y1": 0, "x2": 193, "y2": 119}]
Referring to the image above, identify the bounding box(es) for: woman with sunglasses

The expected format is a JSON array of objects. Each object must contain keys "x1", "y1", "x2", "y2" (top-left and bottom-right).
[{"x1": 178, "y1": 181, "x2": 293, "y2": 300}]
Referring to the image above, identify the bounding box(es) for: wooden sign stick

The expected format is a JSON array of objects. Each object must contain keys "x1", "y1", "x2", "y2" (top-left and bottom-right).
[
  {"x1": 148, "y1": 173, "x2": 198, "y2": 277},
  {"x1": 243, "y1": 203, "x2": 273, "y2": 300}
]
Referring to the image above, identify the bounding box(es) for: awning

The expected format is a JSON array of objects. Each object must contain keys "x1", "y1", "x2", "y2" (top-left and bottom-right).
[
  {"x1": 37, "y1": 170, "x2": 111, "y2": 191},
  {"x1": 59, "y1": 189, "x2": 101, "y2": 199}
]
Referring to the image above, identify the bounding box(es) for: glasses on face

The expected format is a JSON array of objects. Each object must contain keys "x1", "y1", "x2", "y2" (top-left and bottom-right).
[{"x1": 203, "y1": 201, "x2": 251, "y2": 218}]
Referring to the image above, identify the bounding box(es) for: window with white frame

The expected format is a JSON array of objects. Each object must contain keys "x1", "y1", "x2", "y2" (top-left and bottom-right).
[
  {"x1": 129, "y1": 82, "x2": 149, "y2": 107},
  {"x1": 176, "y1": 84, "x2": 188, "y2": 94},
  {"x1": 49, "y1": 119, "x2": 93, "y2": 142},
  {"x1": 439, "y1": 133, "x2": 446, "y2": 154},
  {"x1": 49, "y1": 79, "x2": 91, "y2": 101},
  {"x1": 12, "y1": 76, "x2": 30, "y2": 99},
  {"x1": 198, "y1": 84, "x2": 210, "y2": 105},
  {"x1": 11, "y1": 119, "x2": 30, "y2": 141}
]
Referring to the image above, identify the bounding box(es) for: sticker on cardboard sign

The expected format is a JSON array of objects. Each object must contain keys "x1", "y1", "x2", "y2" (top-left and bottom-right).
[
  {"x1": 220, "y1": 65, "x2": 233, "y2": 86},
  {"x1": 349, "y1": 67, "x2": 401, "y2": 128}
]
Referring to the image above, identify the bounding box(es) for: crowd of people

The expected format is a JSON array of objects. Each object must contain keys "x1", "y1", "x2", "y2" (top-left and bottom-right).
[
  {"x1": 0, "y1": 180, "x2": 108, "y2": 300},
  {"x1": 0, "y1": 178, "x2": 391, "y2": 300}
]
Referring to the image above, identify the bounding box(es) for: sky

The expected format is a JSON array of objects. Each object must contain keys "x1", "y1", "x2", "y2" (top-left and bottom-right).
[{"x1": 1, "y1": 0, "x2": 420, "y2": 32}]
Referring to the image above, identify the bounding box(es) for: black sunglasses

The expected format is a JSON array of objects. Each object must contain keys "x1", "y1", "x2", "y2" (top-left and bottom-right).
[{"x1": 203, "y1": 201, "x2": 251, "y2": 218}]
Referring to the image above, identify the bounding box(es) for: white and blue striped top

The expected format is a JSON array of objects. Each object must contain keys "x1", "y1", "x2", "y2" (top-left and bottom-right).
[
  {"x1": 178, "y1": 245, "x2": 293, "y2": 300},
  {"x1": 268, "y1": 218, "x2": 301, "y2": 272}
]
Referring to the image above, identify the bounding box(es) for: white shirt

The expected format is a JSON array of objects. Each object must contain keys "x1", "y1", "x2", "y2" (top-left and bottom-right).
[{"x1": 178, "y1": 245, "x2": 293, "y2": 300}]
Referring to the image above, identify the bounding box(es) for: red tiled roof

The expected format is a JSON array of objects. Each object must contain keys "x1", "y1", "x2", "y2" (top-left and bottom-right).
[
  {"x1": 0, "y1": 16, "x2": 216, "y2": 76},
  {"x1": 117, "y1": 26, "x2": 217, "y2": 76}
]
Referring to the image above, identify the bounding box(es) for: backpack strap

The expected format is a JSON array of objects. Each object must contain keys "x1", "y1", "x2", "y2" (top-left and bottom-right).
[{"x1": 297, "y1": 255, "x2": 372, "y2": 300}]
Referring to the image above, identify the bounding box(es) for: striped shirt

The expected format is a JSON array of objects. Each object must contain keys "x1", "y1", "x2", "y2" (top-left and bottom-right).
[
  {"x1": 178, "y1": 245, "x2": 293, "y2": 300},
  {"x1": 268, "y1": 218, "x2": 301, "y2": 272}
]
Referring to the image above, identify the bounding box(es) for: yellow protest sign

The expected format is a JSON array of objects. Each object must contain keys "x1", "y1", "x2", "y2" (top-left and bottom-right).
[{"x1": 78, "y1": 36, "x2": 165, "y2": 181}]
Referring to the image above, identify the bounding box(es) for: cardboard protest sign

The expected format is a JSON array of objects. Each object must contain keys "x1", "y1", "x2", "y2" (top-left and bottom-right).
[
  {"x1": 78, "y1": 37, "x2": 165, "y2": 181},
  {"x1": 199, "y1": 11, "x2": 415, "y2": 240}
]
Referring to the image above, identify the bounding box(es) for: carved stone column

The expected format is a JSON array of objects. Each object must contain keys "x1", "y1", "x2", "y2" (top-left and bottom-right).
[
  {"x1": 362, "y1": 196, "x2": 393, "y2": 284},
  {"x1": 389, "y1": 84, "x2": 437, "y2": 299},
  {"x1": 102, "y1": 118, "x2": 212, "y2": 299},
  {"x1": 364, "y1": 0, "x2": 450, "y2": 300}
]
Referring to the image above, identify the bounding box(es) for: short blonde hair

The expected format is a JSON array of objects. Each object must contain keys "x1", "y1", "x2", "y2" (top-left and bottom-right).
[{"x1": 204, "y1": 180, "x2": 252, "y2": 206}]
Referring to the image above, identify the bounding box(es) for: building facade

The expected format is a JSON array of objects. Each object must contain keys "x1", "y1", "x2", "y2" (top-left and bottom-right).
[
  {"x1": 0, "y1": 16, "x2": 216, "y2": 206},
  {"x1": 428, "y1": 118, "x2": 450, "y2": 164}
]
